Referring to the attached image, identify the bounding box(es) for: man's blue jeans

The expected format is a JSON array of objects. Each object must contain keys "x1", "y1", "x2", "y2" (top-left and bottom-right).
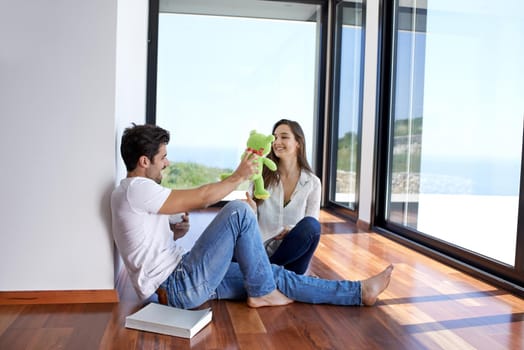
[{"x1": 161, "y1": 201, "x2": 362, "y2": 309}]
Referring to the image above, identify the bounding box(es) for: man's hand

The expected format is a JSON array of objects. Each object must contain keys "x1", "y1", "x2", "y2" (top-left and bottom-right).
[
  {"x1": 170, "y1": 213, "x2": 190, "y2": 241},
  {"x1": 232, "y1": 152, "x2": 259, "y2": 182}
]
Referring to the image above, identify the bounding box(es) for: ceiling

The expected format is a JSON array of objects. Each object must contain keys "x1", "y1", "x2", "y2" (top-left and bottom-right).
[{"x1": 160, "y1": 0, "x2": 321, "y2": 22}]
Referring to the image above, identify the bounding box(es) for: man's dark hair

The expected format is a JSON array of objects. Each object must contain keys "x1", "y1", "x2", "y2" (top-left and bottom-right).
[{"x1": 120, "y1": 124, "x2": 170, "y2": 172}]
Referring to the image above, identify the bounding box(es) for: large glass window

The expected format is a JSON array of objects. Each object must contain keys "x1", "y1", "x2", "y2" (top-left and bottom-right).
[
  {"x1": 330, "y1": 1, "x2": 365, "y2": 211},
  {"x1": 384, "y1": 1, "x2": 523, "y2": 266},
  {"x1": 153, "y1": 0, "x2": 322, "y2": 199}
]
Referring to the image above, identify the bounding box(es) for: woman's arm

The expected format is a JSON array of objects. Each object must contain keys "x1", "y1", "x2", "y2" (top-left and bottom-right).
[
  {"x1": 243, "y1": 191, "x2": 257, "y2": 214},
  {"x1": 304, "y1": 176, "x2": 321, "y2": 219}
]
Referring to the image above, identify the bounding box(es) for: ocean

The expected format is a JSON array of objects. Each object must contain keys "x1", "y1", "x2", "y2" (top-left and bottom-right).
[
  {"x1": 420, "y1": 156, "x2": 520, "y2": 196},
  {"x1": 167, "y1": 146, "x2": 521, "y2": 196},
  {"x1": 167, "y1": 146, "x2": 241, "y2": 170}
]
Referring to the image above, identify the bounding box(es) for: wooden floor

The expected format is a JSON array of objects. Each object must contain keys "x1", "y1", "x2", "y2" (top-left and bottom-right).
[{"x1": 1, "y1": 209, "x2": 524, "y2": 349}]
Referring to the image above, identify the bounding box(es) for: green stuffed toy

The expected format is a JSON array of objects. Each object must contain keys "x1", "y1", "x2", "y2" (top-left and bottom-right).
[{"x1": 222, "y1": 130, "x2": 277, "y2": 199}]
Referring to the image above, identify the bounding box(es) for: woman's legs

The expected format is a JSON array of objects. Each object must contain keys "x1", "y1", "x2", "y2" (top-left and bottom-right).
[{"x1": 269, "y1": 217, "x2": 321, "y2": 274}]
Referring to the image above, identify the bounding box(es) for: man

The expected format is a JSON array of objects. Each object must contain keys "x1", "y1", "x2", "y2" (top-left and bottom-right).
[{"x1": 111, "y1": 124, "x2": 393, "y2": 309}]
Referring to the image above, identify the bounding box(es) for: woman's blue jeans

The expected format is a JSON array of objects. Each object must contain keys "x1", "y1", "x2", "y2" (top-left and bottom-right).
[
  {"x1": 269, "y1": 216, "x2": 321, "y2": 274},
  {"x1": 161, "y1": 201, "x2": 362, "y2": 309}
]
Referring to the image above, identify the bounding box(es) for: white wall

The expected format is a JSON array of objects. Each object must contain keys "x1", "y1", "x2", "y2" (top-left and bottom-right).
[
  {"x1": 113, "y1": 0, "x2": 150, "y2": 275},
  {"x1": 115, "y1": 0, "x2": 149, "y2": 182},
  {"x1": 0, "y1": 1, "x2": 118, "y2": 290}
]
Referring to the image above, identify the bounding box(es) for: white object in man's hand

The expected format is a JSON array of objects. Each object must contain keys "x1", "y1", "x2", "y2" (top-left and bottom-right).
[
  {"x1": 169, "y1": 213, "x2": 184, "y2": 224},
  {"x1": 170, "y1": 212, "x2": 189, "y2": 241}
]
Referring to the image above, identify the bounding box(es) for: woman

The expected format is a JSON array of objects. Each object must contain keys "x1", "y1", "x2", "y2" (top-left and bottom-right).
[{"x1": 246, "y1": 119, "x2": 321, "y2": 275}]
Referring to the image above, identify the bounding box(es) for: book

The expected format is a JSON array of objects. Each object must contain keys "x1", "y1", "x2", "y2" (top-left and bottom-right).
[{"x1": 125, "y1": 303, "x2": 212, "y2": 339}]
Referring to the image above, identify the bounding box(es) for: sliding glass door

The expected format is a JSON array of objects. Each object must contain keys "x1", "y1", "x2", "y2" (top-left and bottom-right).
[{"x1": 377, "y1": 0, "x2": 524, "y2": 282}]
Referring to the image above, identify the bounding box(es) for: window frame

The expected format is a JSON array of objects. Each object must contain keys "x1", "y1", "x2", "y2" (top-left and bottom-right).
[
  {"x1": 326, "y1": 0, "x2": 367, "y2": 217},
  {"x1": 145, "y1": 0, "x2": 330, "y2": 205}
]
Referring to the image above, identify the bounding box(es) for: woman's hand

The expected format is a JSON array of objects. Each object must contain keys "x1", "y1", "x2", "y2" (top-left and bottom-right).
[
  {"x1": 170, "y1": 213, "x2": 190, "y2": 241},
  {"x1": 274, "y1": 226, "x2": 292, "y2": 240},
  {"x1": 243, "y1": 192, "x2": 257, "y2": 214},
  {"x1": 274, "y1": 224, "x2": 295, "y2": 240}
]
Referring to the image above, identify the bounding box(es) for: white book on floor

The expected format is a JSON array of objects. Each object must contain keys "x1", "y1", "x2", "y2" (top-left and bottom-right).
[{"x1": 125, "y1": 303, "x2": 212, "y2": 339}]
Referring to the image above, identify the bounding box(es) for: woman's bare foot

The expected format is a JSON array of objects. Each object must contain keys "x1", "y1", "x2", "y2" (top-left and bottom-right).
[
  {"x1": 361, "y1": 264, "x2": 394, "y2": 306},
  {"x1": 247, "y1": 289, "x2": 294, "y2": 308}
]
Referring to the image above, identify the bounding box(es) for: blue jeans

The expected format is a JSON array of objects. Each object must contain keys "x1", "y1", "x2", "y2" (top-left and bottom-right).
[
  {"x1": 161, "y1": 201, "x2": 362, "y2": 309},
  {"x1": 269, "y1": 216, "x2": 321, "y2": 274}
]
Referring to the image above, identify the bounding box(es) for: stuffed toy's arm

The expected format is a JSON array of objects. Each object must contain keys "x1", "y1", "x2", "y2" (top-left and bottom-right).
[{"x1": 262, "y1": 157, "x2": 277, "y2": 171}]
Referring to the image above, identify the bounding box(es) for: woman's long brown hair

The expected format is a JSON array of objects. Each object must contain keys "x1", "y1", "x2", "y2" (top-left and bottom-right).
[{"x1": 255, "y1": 119, "x2": 313, "y2": 205}]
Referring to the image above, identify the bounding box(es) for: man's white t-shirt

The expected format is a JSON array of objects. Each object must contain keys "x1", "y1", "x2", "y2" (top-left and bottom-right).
[{"x1": 111, "y1": 177, "x2": 185, "y2": 300}]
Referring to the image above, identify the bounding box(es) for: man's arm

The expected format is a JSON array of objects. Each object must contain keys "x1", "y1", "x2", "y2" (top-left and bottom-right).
[{"x1": 158, "y1": 152, "x2": 258, "y2": 214}]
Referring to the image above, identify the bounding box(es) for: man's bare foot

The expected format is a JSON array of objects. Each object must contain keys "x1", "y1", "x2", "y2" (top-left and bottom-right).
[
  {"x1": 247, "y1": 289, "x2": 294, "y2": 308},
  {"x1": 361, "y1": 264, "x2": 394, "y2": 306}
]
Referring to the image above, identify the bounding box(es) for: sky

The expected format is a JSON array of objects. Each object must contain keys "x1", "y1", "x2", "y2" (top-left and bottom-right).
[
  {"x1": 155, "y1": 2, "x2": 523, "y2": 183},
  {"x1": 156, "y1": 13, "x2": 316, "y2": 166},
  {"x1": 419, "y1": 3, "x2": 524, "y2": 161}
]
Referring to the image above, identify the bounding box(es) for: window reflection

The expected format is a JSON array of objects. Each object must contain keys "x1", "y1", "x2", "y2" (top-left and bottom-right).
[
  {"x1": 331, "y1": 1, "x2": 365, "y2": 210},
  {"x1": 387, "y1": 0, "x2": 523, "y2": 265}
]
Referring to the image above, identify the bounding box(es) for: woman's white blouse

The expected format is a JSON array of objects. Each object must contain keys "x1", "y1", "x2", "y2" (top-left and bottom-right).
[{"x1": 257, "y1": 170, "x2": 321, "y2": 244}]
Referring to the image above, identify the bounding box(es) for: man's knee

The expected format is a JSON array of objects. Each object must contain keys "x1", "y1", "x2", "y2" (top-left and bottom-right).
[
  {"x1": 223, "y1": 199, "x2": 249, "y2": 211},
  {"x1": 222, "y1": 200, "x2": 255, "y2": 218}
]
